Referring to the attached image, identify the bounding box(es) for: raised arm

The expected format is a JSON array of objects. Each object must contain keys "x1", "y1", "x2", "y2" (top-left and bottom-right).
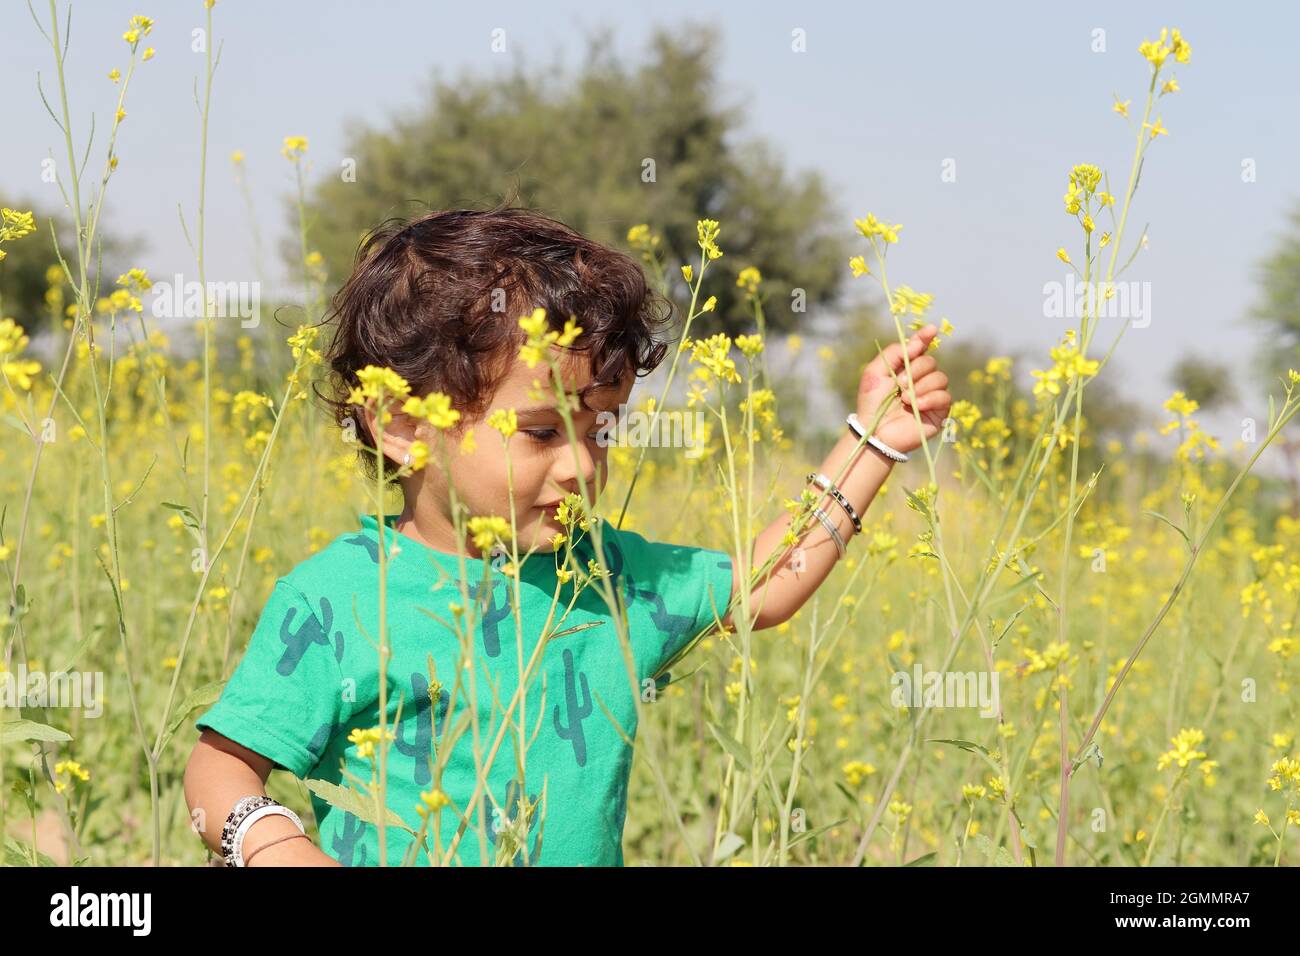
[{"x1": 724, "y1": 325, "x2": 950, "y2": 630}]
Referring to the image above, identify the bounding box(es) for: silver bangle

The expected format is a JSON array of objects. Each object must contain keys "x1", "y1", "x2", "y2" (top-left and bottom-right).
[
  {"x1": 232, "y1": 804, "x2": 305, "y2": 867},
  {"x1": 845, "y1": 412, "x2": 910, "y2": 462},
  {"x1": 808, "y1": 472, "x2": 862, "y2": 534},
  {"x1": 811, "y1": 506, "x2": 847, "y2": 559}
]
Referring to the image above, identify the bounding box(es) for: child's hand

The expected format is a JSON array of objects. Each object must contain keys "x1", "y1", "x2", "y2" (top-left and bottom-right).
[{"x1": 855, "y1": 324, "x2": 952, "y2": 454}]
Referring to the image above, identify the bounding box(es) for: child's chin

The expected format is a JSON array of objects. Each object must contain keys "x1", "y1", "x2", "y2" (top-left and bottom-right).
[{"x1": 525, "y1": 513, "x2": 562, "y2": 550}]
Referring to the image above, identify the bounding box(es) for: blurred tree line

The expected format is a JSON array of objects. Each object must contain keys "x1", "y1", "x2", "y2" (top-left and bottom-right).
[
  {"x1": 297, "y1": 24, "x2": 846, "y2": 343},
  {"x1": 5, "y1": 22, "x2": 1299, "y2": 460}
]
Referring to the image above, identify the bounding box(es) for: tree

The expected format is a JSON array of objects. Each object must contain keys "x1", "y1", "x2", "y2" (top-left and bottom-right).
[
  {"x1": 1170, "y1": 354, "x2": 1236, "y2": 410},
  {"x1": 1249, "y1": 198, "x2": 1300, "y2": 384},
  {"x1": 296, "y1": 23, "x2": 849, "y2": 337},
  {"x1": 1248, "y1": 199, "x2": 1300, "y2": 509},
  {"x1": 0, "y1": 197, "x2": 133, "y2": 340}
]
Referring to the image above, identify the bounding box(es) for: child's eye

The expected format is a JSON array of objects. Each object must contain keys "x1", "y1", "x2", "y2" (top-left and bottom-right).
[{"x1": 522, "y1": 428, "x2": 603, "y2": 444}]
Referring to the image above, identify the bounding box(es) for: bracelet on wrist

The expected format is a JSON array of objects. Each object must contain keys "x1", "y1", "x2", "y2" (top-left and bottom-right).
[
  {"x1": 807, "y1": 472, "x2": 862, "y2": 534},
  {"x1": 232, "y1": 804, "x2": 305, "y2": 867},
  {"x1": 810, "y1": 506, "x2": 848, "y2": 559},
  {"x1": 221, "y1": 795, "x2": 275, "y2": 867},
  {"x1": 221, "y1": 796, "x2": 305, "y2": 868},
  {"x1": 845, "y1": 412, "x2": 910, "y2": 462}
]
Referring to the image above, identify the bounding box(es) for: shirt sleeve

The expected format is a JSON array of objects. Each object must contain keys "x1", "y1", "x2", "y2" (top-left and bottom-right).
[
  {"x1": 599, "y1": 525, "x2": 734, "y2": 671},
  {"x1": 194, "y1": 578, "x2": 346, "y2": 778}
]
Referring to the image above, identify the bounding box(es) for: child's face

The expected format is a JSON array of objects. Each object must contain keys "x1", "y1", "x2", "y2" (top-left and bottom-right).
[{"x1": 409, "y1": 350, "x2": 634, "y2": 555}]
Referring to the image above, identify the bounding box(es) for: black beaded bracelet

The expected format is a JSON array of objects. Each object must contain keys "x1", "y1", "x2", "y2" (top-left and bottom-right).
[
  {"x1": 221, "y1": 795, "x2": 278, "y2": 867},
  {"x1": 807, "y1": 472, "x2": 862, "y2": 535}
]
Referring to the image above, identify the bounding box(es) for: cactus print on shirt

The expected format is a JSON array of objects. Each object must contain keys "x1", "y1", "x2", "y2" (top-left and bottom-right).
[{"x1": 195, "y1": 511, "x2": 733, "y2": 866}]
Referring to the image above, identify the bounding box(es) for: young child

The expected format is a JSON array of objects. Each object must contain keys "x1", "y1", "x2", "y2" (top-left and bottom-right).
[{"x1": 183, "y1": 206, "x2": 950, "y2": 867}]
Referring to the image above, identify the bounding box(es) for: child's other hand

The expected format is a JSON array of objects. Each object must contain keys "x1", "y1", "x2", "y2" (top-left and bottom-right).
[{"x1": 855, "y1": 324, "x2": 952, "y2": 454}]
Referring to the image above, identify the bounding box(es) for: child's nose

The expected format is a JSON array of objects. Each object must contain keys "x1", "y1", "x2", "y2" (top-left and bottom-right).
[{"x1": 549, "y1": 442, "x2": 598, "y2": 493}]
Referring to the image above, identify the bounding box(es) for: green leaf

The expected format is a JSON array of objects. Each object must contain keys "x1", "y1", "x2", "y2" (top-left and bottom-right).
[
  {"x1": 57, "y1": 622, "x2": 104, "y2": 674},
  {"x1": 11, "y1": 780, "x2": 35, "y2": 816},
  {"x1": 0, "y1": 413, "x2": 32, "y2": 437},
  {"x1": 1082, "y1": 742, "x2": 1104, "y2": 770},
  {"x1": 303, "y1": 778, "x2": 415, "y2": 835},
  {"x1": 787, "y1": 818, "x2": 848, "y2": 849},
  {"x1": 705, "y1": 720, "x2": 752, "y2": 773},
  {"x1": 903, "y1": 488, "x2": 932, "y2": 521},
  {"x1": 985, "y1": 570, "x2": 1044, "y2": 608},
  {"x1": 1144, "y1": 510, "x2": 1190, "y2": 546},
  {"x1": 4, "y1": 835, "x2": 58, "y2": 867},
  {"x1": 0, "y1": 719, "x2": 72, "y2": 745},
  {"x1": 156, "y1": 680, "x2": 226, "y2": 754},
  {"x1": 835, "y1": 781, "x2": 861, "y2": 809},
  {"x1": 961, "y1": 455, "x2": 1002, "y2": 501},
  {"x1": 928, "y1": 737, "x2": 989, "y2": 757},
  {"x1": 992, "y1": 605, "x2": 1028, "y2": 650},
  {"x1": 903, "y1": 850, "x2": 938, "y2": 866},
  {"x1": 548, "y1": 621, "x2": 604, "y2": 640},
  {"x1": 928, "y1": 737, "x2": 1003, "y2": 775},
  {"x1": 160, "y1": 500, "x2": 201, "y2": 532},
  {"x1": 974, "y1": 832, "x2": 1019, "y2": 866}
]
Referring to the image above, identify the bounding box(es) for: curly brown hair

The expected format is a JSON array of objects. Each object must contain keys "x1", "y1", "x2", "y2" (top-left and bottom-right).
[{"x1": 318, "y1": 204, "x2": 675, "y2": 479}]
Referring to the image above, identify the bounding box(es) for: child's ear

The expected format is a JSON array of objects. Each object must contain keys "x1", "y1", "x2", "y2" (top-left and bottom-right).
[{"x1": 361, "y1": 402, "x2": 422, "y2": 461}]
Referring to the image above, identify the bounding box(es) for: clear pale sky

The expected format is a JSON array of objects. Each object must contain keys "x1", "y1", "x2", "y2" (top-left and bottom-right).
[{"x1": 3, "y1": 0, "x2": 1297, "y2": 420}]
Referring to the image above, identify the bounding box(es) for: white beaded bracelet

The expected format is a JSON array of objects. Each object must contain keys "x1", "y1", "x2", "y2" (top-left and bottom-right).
[
  {"x1": 845, "y1": 413, "x2": 910, "y2": 462},
  {"x1": 232, "y1": 804, "x2": 305, "y2": 867}
]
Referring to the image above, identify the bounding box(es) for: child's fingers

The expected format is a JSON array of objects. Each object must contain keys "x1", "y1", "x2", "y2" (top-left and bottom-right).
[
  {"x1": 893, "y1": 359, "x2": 945, "y2": 398},
  {"x1": 907, "y1": 371, "x2": 949, "y2": 398},
  {"x1": 904, "y1": 389, "x2": 951, "y2": 414},
  {"x1": 894, "y1": 355, "x2": 938, "y2": 384},
  {"x1": 870, "y1": 329, "x2": 935, "y2": 378}
]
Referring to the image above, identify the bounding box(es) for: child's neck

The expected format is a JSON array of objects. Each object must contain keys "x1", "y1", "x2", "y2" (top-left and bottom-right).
[{"x1": 392, "y1": 502, "x2": 484, "y2": 560}]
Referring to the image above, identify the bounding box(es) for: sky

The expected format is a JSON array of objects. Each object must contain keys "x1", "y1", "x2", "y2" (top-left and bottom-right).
[{"x1": 3, "y1": 0, "x2": 1298, "y2": 424}]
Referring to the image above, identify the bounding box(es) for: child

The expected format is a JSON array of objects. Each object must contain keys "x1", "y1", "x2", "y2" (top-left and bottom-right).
[{"x1": 183, "y1": 206, "x2": 950, "y2": 866}]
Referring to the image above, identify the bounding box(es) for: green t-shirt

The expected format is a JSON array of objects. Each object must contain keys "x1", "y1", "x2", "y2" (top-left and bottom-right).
[{"x1": 195, "y1": 511, "x2": 733, "y2": 867}]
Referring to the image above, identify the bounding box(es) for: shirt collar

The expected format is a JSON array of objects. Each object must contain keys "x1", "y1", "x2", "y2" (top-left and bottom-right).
[{"x1": 357, "y1": 511, "x2": 564, "y2": 581}]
